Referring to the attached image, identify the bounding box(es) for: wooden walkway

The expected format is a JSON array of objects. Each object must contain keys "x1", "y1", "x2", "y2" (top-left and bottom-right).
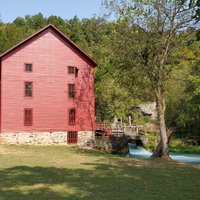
[{"x1": 96, "y1": 122, "x2": 140, "y2": 137}]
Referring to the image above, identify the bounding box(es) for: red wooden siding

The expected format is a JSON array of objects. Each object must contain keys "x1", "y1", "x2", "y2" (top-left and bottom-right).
[{"x1": 0, "y1": 27, "x2": 96, "y2": 132}]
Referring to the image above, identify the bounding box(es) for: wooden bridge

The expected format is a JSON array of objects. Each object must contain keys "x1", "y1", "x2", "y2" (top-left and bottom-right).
[
  {"x1": 95, "y1": 117, "x2": 148, "y2": 152},
  {"x1": 95, "y1": 121, "x2": 141, "y2": 137}
]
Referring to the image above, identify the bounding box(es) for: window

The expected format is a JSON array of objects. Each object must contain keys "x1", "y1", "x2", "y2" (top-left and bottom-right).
[
  {"x1": 69, "y1": 108, "x2": 75, "y2": 125},
  {"x1": 25, "y1": 82, "x2": 33, "y2": 97},
  {"x1": 68, "y1": 66, "x2": 75, "y2": 74},
  {"x1": 75, "y1": 67, "x2": 79, "y2": 77},
  {"x1": 67, "y1": 131, "x2": 78, "y2": 144},
  {"x1": 68, "y1": 84, "x2": 75, "y2": 98},
  {"x1": 24, "y1": 108, "x2": 33, "y2": 126},
  {"x1": 25, "y1": 63, "x2": 32, "y2": 72}
]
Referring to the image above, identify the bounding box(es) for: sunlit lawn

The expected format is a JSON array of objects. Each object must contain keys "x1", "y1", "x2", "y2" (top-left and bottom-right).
[{"x1": 0, "y1": 145, "x2": 200, "y2": 200}]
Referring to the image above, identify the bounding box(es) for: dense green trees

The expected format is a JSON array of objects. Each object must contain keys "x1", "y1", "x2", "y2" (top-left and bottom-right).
[
  {"x1": 103, "y1": 0, "x2": 199, "y2": 157},
  {"x1": 165, "y1": 32, "x2": 200, "y2": 134},
  {"x1": 0, "y1": 11, "x2": 199, "y2": 147}
]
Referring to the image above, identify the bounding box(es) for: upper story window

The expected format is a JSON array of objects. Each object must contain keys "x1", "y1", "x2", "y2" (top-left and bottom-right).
[
  {"x1": 68, "y1": 84, "x2": 75, "y2": 98},
  {"x1": 25, "y1": 63, "x2": 32, "y2": 72},
  {"x1": 75, "y1": 67, "x2": 79, "y2": 77},
  {"x1": 69, "y1": 108, "x2": 75, "y2": 125},
  {"x1": 25, "y1": 82, "x2": 33, "y2": 97},
  {"x1": 68, "y1": 66, "x2": 75, "y2": 74},
  {"x1": 24, "y1": 108, "x2": 33, "y2": 126}
]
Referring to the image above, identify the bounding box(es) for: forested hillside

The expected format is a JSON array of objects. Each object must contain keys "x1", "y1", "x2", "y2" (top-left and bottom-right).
[{"x1": 0, "y1": 13, "x2": 199, "y2": 136}]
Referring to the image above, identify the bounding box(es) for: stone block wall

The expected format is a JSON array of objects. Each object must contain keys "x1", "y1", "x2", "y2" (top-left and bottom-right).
[
  {"x1": 78, "y1": 131, "x2": 95, "y2": 146},
  {"x1": 0, "y1": 131, "x2": 95, "y2": 146}
]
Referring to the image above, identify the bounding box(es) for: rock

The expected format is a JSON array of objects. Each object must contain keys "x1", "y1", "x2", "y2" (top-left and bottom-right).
[
  {"x1": 137, "y1": 102, "x2": 157, "y2": 120},
  {"x1": 95, "y1": 135, "x2": 131, "y2": 153}
]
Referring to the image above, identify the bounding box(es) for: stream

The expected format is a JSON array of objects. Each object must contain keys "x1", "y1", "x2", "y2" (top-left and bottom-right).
[{"x1": 128, "y1": 143, "x2": 200, "y2": 164}]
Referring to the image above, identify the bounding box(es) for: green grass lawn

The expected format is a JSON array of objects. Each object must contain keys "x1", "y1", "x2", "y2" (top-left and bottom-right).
[{"x1": 0, "y1": 145, "x2": 200, "y2": 200}]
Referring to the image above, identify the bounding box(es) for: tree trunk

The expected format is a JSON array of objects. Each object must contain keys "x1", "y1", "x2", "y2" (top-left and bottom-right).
[
  {"x1": 152, "y1": 130, "x2": 171, "y2": 158},
  {"x1": 152, "y1": 87, "x2": 169, "y2": 158}
]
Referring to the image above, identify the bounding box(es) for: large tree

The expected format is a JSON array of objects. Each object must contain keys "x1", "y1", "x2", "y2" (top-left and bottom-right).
[{"x1": 103, "y1": 0, "x2": 199, "y2": 157}]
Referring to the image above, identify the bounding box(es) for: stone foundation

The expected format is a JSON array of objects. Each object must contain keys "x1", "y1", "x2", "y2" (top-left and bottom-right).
[
  {"x1": 78, "y1": 131, "x2": 95, "y2": 146},
  {"x1": 0, "y1": 131, "x2": 95, "y2": 146}
]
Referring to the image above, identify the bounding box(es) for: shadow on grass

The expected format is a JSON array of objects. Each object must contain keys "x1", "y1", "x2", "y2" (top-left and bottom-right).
[
  {"x1": 0, "y1": 162, "x2": 200, "y2": 200},
  {"x1": 69, "y1": 146, "x2": 112, "y2": 157}
]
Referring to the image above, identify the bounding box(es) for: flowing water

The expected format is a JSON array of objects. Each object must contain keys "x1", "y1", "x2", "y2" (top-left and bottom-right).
[{"x1": 128, "y1": 143, "x2": 200, "y2": 164}]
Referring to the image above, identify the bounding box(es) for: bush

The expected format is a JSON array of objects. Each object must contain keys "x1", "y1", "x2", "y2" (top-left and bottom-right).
[{"x1": 144, "y1": 131, "x2": 159, "y2": 151}]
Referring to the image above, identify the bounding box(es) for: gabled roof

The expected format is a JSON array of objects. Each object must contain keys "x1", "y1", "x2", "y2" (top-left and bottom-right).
[{"x1": 0, "y1": 24, "x2": 97, "y2": 67}]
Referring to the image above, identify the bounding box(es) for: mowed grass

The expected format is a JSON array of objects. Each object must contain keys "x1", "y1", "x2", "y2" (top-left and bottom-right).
[{"x1": 0, "y1": 145, "x2": 200, "y2": 200}]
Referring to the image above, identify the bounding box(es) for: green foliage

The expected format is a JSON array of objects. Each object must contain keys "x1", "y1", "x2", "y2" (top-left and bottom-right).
[
  {"x1": 165, "y1": 32, "x2": 200, "y2": 134},
  {"x1": 103, "y1": 0, "x2": 198, "y2": 93},
  {"x1": 103, "y1": 0, "x2": 200, "y2": 157},
  {"x1": 169, "y1": 145, "x2": 200, "y2": 154},
  {"x1": 0, "y1": 11, "x2": 200, "y2": 135},
  {"x1": 169, "y1": 133, "x2": 200, "y2": 153},
  {"x1": 144, "y1": 131, "x2": 160, "y2": 151}
]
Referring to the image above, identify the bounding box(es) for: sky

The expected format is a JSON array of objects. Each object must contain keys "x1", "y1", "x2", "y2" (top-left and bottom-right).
[{"x1": 0, "y1": 0, "x2": 103, "y2": 23}]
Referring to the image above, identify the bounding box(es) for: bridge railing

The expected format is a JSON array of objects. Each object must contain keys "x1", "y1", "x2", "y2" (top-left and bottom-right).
[{"x1": 96, "y1": 122, "x2": 141, "y2": 136}]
